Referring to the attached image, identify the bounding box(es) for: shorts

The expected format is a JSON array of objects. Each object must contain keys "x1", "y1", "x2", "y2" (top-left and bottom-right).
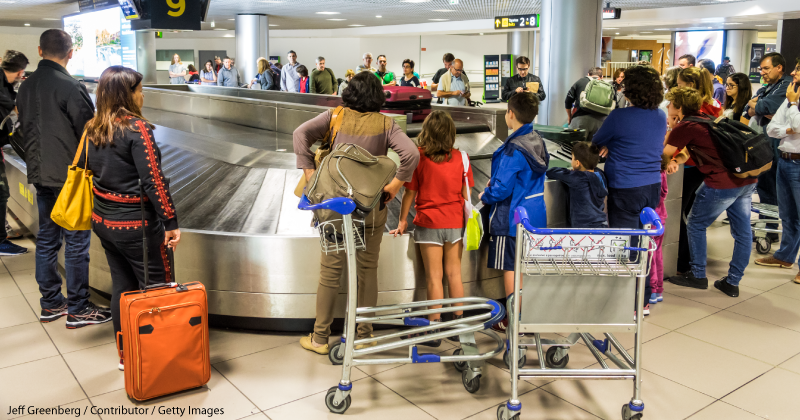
[
  {"x1": 488, "y1": 235, "x2": 516, "y2": 272},
  {"x1": 413, "y1": 226, "x2": 463, "y2": 246}
]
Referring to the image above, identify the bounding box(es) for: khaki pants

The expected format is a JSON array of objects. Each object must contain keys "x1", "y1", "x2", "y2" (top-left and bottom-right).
[{"x1": 313, "y1": 206, "x2": 387, "y2": 344}]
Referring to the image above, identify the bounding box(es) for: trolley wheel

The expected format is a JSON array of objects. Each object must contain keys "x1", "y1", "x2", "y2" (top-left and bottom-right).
[
  {"x1": 462, "y1": 369, "x2": 482, "y2": 393},
  {"x1": 503, "y1": 349, "x2": 526, "y2": 369},
  {"x1": 496, "y1": 404, "x2": 521, "y2": 420},
  {"x1": 545, "y1": 346, "x2": 569, "y2": 369},
  {"x1": 328, "y1": 343, "x2": 344, "y2": 366},
  {"x1": 621, "y1": 403, "x2": 643, "y2": 420},
  {"x1": 756, "y1": 238, "x2": 772, "y2": 254},
  {"x1": 452, "y1": 348, "x2": 468, "y2": 372},
  {"x1": 325, "y1": 386, "x2": 351, "y2": 414}
]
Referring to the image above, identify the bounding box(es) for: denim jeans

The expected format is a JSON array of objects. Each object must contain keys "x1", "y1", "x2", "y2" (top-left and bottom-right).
[
  {"x1": 34, "y1": 185, "x2": 91, "y2": 314},
  {"x1": 687, "y1": 182, "x2": 757, "y2": 286},
  {"x1": 773, "y1": 158, "x2": 800, "y2": 264},
  {"x1": 756, "y1": 137, "x2": 780, "y2": 233}
]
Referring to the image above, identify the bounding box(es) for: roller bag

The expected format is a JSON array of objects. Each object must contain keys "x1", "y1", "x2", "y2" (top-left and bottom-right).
[
  {"x1": 381, "y1": 86, "x2": 432, "y2": 122},
  {"x1": 117, "y1": 182, "x2": 210, "y2": 401}
]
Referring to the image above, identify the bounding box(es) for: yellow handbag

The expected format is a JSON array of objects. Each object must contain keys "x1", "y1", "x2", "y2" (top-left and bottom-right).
[{"x1": 51, "y1": 131, "x2": 94, "y2": 230}]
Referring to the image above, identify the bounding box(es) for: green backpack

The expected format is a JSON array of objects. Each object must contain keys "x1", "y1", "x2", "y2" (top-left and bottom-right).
[{"x1": 579, "y1": 78, "x2": 616, "y2": 115}]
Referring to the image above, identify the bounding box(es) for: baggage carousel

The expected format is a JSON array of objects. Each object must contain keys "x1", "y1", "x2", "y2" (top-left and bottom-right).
[{"x1": 2, "y1": 85, "x2": 580, "y2": 331}]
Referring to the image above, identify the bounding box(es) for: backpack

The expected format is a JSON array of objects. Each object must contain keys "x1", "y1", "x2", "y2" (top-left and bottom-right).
[
  {"x1": 683, "y1": 115, "x2": 773, "y2": 178},
  {"x1": 306, "y1": 143, "x2": 397, "y2": 225},
  {"x1": 269, "y1": 67, "x2": 280, "y2": 90},
  {"x1": 579, "y1": 78, "x2": 616, "y2": 115}
]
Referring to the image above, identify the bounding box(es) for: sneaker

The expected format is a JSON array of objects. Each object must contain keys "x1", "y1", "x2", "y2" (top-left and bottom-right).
[
  {"x1": 40, "y1": 302, "x2": 68, "y2": 323},
  {"x1": 5, "y1": 220, "x2": 22, "y2": 240},
  {"x1": 420, "y1": 328, "x2": 442, "y2": 348},
  {"x1": 0, "y1": 240, "x2": 27, "y2": 256},
  {"x1": 668, "y1": 272, "x2": 708, "y2": 290},
  {"x1": 490, "y1": 317, "x2": 508, "y2": 333},
  {"x1": 754, "y1": 256, "x2": 793, "y2": 269},
  {"x1": 794, "y1": 273, "x2": 800, "y2": 285},
  {"x1": 118, "y1": 359, "x2": 124, "y2": 371},
  {"x1": 643, "y1": 304, "x2": 650, "y2": 316},
  {"x1": 649, "y1": 293, "x2": 659, "y2": 304},
  {"x1": 299, "y1": 333, "x2": 329, "y2": 355},
  {"x1": 657, "y1": 293, "x2": 663, "y2": 302},
  {"x1": 714, "y1": 277, "x2": 740, "y2": 297},
  {"x1": 65, "y1": 302, "x2": 112, "y2": 329}
]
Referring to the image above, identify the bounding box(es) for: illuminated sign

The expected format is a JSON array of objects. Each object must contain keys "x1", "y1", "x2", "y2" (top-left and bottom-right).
[
  {"x1": 494, "y1": 14, "x2": 540, "y2": 30},
  {"x1": 603, "y1": 8, "x2": 621, "y2": 20}
]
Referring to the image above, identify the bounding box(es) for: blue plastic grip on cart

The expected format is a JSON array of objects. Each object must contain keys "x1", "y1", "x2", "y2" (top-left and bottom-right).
[
  {"x1": 404, "y1": 317, "x2": 430, "y2": 327},
  {"x1": 297, "y1": 195, "x2": 356, "y2": 215},
  {"x1": 507, "y1": 401, "x2": 522, "y2": 411},
  {"x1": 629, "y1": 402, "x2": 645, "y2": 412},
  {"x1": 484, "y1": 300, "x2": 507, "y2": 330},
  {"x1": 513, "y1": 207, "x2": 664, "y2": 236},
  {"x1": 338, "y1": 383, "x2": 353, "y2": 391},
  {"x1": 593, "y1": 339, "x2": 608, "y2": 354},
  {"x1": 411, "y1": 346, "x2": 440, "y2": 363},
  {"x1": 540, "y1": 246, "x2": 562, "y2": 250}
]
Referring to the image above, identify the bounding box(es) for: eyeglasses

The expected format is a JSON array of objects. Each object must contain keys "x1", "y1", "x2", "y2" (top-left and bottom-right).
[
  {"x1": 725, "y1": 84, "x2": 738, "y2": 88},
  {"x1": 379, "y1": 61, "x2": 387, "y2": 64},
  {"x1": 517, "y1": 67, "x2": 529, "y2": 72},
  {"x1": 452, "y1": 68, "x2": 463, "y2": 73}
]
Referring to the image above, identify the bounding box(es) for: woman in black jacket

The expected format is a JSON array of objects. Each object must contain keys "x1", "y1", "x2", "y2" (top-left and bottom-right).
[{"x1": 79, "y1": 66, "x2": 180, "y2": 370}]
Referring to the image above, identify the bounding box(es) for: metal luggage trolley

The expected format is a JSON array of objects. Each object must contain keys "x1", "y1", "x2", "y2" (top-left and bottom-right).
[
  {"x1": 498, "y1": 206, "x2": 664, "y2": 420},
  {"x1": 297, "y1": 196, "x2": 506, "y2": 415},
  {"x1": 751, "y1": 203, "x2": 780, "y2": 254}
]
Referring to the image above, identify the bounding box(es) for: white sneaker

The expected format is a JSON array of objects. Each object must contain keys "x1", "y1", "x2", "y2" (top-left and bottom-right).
[{"x1": 118, "y1": 359, "x2": 124, "y2": 371}]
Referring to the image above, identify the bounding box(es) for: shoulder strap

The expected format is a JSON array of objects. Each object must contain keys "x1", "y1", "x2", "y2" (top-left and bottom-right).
[
  {"x1": 461, "y1": 150, "x2": 471, "y2": 202},
  {"x1": 327, "y1": 106, "x2": 346, "y2": 146},
  {"x1": 72, "y1": 130, "x2": 88, "y2": 168},
  {"x1": 594, "y1": 171, "x2": 606, "y2": 190}
]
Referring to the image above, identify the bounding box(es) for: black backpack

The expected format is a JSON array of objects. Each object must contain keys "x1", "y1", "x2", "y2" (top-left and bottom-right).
[
  {"x1": 269, "y1": 68, "x2": 280, "y2": 90},
  {"x1": 683, "y1": 115, "x2": 773, "y2": 179}
]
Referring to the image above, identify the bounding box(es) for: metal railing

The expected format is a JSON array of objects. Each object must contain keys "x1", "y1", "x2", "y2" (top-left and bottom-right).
[{"x1": 604, "y1": 62, "x2": 637, "y2": 77}]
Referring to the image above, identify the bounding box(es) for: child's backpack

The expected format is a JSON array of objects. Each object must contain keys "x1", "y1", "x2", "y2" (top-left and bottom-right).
[
  {"x1": 579, "y1": 78, "x2": 616, "y2": 115},
  {"x1": 682, "y1": 115, "x2": 773, "y2": 178},
  {"x1": 269, "y1": 68, "x2": 280, "y2": 90}
]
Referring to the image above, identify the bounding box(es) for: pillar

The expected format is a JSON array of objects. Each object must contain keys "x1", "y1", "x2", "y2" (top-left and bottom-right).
[
  {"x1": 725, "y1": 30, "x2": 758, "y2": 79},
  {"x1": 507, "y1": 31, "x2": 537, "y2": 67},
  {"x1": 235, "y1": 14, "x2": 269, "y2": 84},
  {"x1": 538, "y1": 0, "x2": 603, "y2": 126},
  {"x1": 135, "y1": 31, "x2": 157, "y2": 84},
  {"x1": 778, "y1": 19, "x2": 800, "y2": 66}
]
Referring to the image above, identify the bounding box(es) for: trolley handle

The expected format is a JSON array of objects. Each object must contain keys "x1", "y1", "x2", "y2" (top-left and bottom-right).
[
  {"x1": 513, "y1": 206, "x2": 664, "y2": 236},
  {"x1": 298, "y1": 195, "x2": 357, "y2": 215}
]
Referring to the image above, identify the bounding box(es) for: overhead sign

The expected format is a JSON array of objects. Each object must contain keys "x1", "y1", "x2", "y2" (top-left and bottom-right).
[
  {"x1": 603, "y1": 8, "x2": 622, "y2": 20},
  {"x1": 150, "y1": 0, "x2": 202, "y2": 30},
  {"x1": 494, "y1": 14, "x2": 540, "y2": 30},
  {"x1": 78, "y1": 0, "x2": 118, "y2": 12}
]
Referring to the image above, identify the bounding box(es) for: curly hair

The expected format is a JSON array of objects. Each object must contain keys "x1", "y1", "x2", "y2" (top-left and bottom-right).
[
  {"x1": 341, "y1": 71, "x2": 385, "y2": 113},
  {"x1": 621, "y1": 65, "x2": 664, "y2": 110},
  {"x1": 665, "y1": 87, "x2": 703, "y2": 116},
  {"x1": 662, "y1": 66, "x2": 681, "y2": 90},
  {"x1": 418, "y1": 111, "x2": 456, "y2": 163}
]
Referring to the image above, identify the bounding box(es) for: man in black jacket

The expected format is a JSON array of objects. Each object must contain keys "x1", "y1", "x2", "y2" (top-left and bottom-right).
[
  {"x1": 16, "y1": 29, "x2": 111, "y2": 328},
  {"x1": 501, "y1": 56, "x2": 546, "y2": 103},
  {"x1": 565, "y1": 67, "x2": 606, "y2": 142},
  {"x1": 0, "y1": 50, "x2": 30, "y2": 255}
]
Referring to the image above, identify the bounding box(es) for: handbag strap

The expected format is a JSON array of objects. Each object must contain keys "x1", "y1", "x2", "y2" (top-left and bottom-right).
[
  {"x1": 139, "y1": 179, "x2": 149, "y2": 289},
  {"x1": 72, "y1": 131, "x2": 89, "y2": 168},
  {"x1": 461, "y1": 150, "x2": 472, "y2": 204}
]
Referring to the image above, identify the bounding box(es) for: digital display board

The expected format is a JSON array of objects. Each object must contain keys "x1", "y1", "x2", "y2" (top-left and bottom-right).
[
  {"x1": 63, "y1": 7, "x2": 138, "y2": 78},
  {"x1": 673, "y1": 30, "x2": 726, "y2": 68},
  {"x1": 118, "y1": 0, "x2": 141, "y2": 20},
  {"x1": 603, "y1": 8, "x2": 621, "y2": 20},
  {"x1": 494, "y1": 15, "x2": 540, "y2": 30}
]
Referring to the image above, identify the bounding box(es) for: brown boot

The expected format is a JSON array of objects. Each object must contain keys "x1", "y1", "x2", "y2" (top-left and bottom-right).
[
  {"x1": 794, "y1": 273, "x2": 800, "y2": 285},
  {"x1": 754, "y1": 256, "x2": 793, "y2": 269}
]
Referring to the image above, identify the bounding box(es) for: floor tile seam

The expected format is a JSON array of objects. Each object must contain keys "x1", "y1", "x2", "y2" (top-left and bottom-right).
[
  {"x1": 535, "y1": 387, "x2": 605, "y2": 419},
  {"x1": 458, "y1": 387, "x2": 541, "y2": 420},
  {"x1": 208, "y1": 364, "x2": 264, "y2": 414},
  {"x1": 669, "y1": 330, "x2": 784, "y2": 368},
  {"x1": 208, "y1": 340, "x2": 302, "y2": 366},
  {"x1": 259, "y1": 376, "x2": 372, "y2": 413},
  {"x1": 722, "y1": 305, "x2": 800, "y2": 333},
  {"x1": 366, "y1": 374, "x2": 441, "y2": 420},
  {"x1": 353, "y1": 344, "x2": 458, "y2": 377},
  {"x1": 775, "y1": 365, "x2": 800, "y2": 377},
  {"x1": 60, "y1": 340, "x2": 119, "y2": 355},
  {"x1": 713, "y1": 367, "x2": 779, "y2": 413},
  {"x1": 0, "y1": 353, "x2": 68, "y2": 371},
  {"x1": 643, "y1": 304, "x2": 726, "y2": 331},
  {"x1": 638, "y1": 367, "x2": 724, "y2": 401},
  {"x1": 762, "y1": 287, "x2": 800, "y2": 302},
  {"x1": 660, "y1": 285, "x2": 766, "y2": 310},
  {"x1": 680, "y1": 399, "x2": 716, "y2": 420},
  {"x1": 0, "y1": 319, "x2": 39, "y2": 331}
]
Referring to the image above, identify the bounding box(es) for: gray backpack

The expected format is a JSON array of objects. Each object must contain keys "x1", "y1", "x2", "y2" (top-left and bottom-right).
[{"x1": 579, "y1": 78, "x2": 616, "y2": 115}]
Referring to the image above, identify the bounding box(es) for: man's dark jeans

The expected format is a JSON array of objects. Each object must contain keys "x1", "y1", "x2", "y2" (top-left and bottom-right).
[
  {"x1": 756, "y1": 137, "x2": 780, "y2": 236},
  {"x1": 34, "y1": 184, "x2": 91, "y2": 314}
]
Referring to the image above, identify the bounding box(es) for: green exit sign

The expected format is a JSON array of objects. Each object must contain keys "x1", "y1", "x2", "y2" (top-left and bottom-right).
[
  {"x1": 450, "y1": 0, "x2": 458, "y2": 4},
  {"x1": 155, "y1": 31, "x2": 164, "y2": 38}
]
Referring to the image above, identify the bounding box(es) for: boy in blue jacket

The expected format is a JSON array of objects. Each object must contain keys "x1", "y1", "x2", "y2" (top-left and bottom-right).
[{"x1": 479, "y1": 92, "x2": 549, "y2": 331}]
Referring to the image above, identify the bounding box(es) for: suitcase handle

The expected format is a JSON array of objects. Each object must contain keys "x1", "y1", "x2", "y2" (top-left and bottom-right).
[{"x1": 138, "y1": 180, "x2": 181, "y2": 292}]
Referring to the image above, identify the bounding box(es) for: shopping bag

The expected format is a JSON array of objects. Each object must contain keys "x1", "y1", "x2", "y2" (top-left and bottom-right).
[
  {"x1": 461, "y1": 151, "x2": 483, "y2": 251},
  {"x1": 51, "y1": 131, "x2": 93, "y2": 230}
]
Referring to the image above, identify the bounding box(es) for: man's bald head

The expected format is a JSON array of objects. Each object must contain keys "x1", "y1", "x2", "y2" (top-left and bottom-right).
[{"x1": 451, "y1": 59, "x2": 464, "y2": 76}]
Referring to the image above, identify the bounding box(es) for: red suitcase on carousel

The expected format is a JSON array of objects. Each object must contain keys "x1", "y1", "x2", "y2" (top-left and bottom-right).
[{"x1": 381, "y1": 85, "x2": 432, "y2": 122}]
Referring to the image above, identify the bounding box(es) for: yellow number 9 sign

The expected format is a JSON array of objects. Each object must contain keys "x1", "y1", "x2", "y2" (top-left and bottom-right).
[{"x1": 167, "y1": 0, "x2": 185, "y2": 17}]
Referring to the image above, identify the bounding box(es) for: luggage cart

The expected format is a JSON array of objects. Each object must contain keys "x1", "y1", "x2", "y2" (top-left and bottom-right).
[
  {"x1": 297, "y1": 196, "x2": 506, "y2": 415},
  {"x1": 751, "y1": 203, "x2": 780, "y2": 254},
  {"x1": 498, "y1": 206, "x2": 664, "y2": 420}
]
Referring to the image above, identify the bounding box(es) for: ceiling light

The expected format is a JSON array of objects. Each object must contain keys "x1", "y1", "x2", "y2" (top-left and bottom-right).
[
  {"x1": 755, "y1": 24, "x2": 773, "y2": 27},
  {"x1": 707, "y1": 26, "x2": 713, "y2": 29},
  {"x1": 640, "y1": 31, "x2": 652, "y2": 33},
  {"x1": 724, "y1": 22, "x2": 743, "y2": 25},
  {"x1": 24, "y1": 23, "x2": 30, "y2": 26},
  {"x1": 210, "y1": 21, "x2": 215, "y2": 27},
  {"x1": 604, "y1": 27, "x2": 618, "y2": 29},
  {"x1": 214, "y1": 28, "x2": 227, "y2": 31},
  {"x1": 615, "y1": 32, "x2": 620, "y2": 35},
  {"x1": 327, "y1": 18, "x2": 346, "y2": 21},
  {"x1": 479, "y1": 32, "x2": 484, "y2": 35},
  {"x1": 261, "y1": 0, "x2": 283, "y2": 2},
  {"x1": 316, "y1": 11, "x2": 340, "y2": 15},
  {"x1": 433, "y1": 9, "x2": 455, "y2": 12},
  {"x1": 228, "y1": 18, "x2": 235, "y2": 20},
  {"x1": 42, "y1": 18, "x2": 59, "y2": 20},
  {"x1": 654, "y1": 28, "x2": 670, "y2": 30},
  {"x1": 401, "y1": 0, "x2": 430, "y2": 2},
  {"x1": 0, "y1": 1, "x2": 17, "y2": 3},
  {"x1": 376, "y1": 15, "x2": 382, "y2": 18},
  {"x1": 429, "y1": 19, "x2": 449, "y2": 21},
  {"x1": 224, "y1": 34, "x2": 234, "y2": 37},
  {"x1": 348, "y1": 24, "x2": 364, "y2": 27},
  {"x1": 269, "y1": 24, "x2": 279, "y2": 27}
]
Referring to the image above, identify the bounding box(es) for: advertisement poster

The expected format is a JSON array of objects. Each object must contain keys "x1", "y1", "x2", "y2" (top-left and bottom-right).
[
  {"x1": 601, "y1": 37, "x2": 613, "y2": 63},
  {"x1": 64, "y1": 7, "x2": 137, "y2": 78},
  {"x1": 674, "y1": 30, "x2": 725, "y2": 66},
  {"x1": 749, "y1": 43, "x2": 765, "y2": 83}
]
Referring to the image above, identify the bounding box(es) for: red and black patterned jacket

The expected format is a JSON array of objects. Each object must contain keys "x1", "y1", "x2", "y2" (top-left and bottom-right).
[{"x1": 79, "y1": 118, "x2": 178, "y2": 231}]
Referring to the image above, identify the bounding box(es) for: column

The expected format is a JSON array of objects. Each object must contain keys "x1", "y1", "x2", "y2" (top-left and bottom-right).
[
  {"x1": 725, "y1": 30, "x2": 758, "y2": 79},
  {"x1": 235, "y1": 14, "x2": 269, "y2": 84},
  {"x1": 507, "y1": 31, "x2": 536, "y2": 63},
  {"x1": 135, "y1": 31, "x2": 157, "y2": 84},
  {"x1": 538, "y1": 0, "x2": 603, "y2": 126},
  {"x1": 778, "y1": 19, "x2": 800, "y2": 65}
]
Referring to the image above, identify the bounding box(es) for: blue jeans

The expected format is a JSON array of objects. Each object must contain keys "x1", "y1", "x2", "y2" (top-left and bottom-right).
[
  {"x1": 774, "y1": 158, "x2": 800, "y2": 264},
  {"x1": 756, "y1": 137, "x2": 780, "y2": 233},
  {"x1": 687, "y1": 182, "x2": 757, "y2": 286},
  {"x1": 34, "y1": 185, "x2": 91, "y2": 314}
]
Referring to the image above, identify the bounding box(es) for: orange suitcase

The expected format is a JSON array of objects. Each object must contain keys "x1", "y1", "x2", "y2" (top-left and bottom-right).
[{"x1": 116, "y1": 182, "x2": 210, "y2": 401}]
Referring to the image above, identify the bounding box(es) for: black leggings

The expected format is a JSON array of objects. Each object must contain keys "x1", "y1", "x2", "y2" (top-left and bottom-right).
[
  {"x1": 92, "y1": 213, "x2": 171, "y2": 343},
  {"x1": 677, "y1": 167, "x2": 705, "y2": 273}
]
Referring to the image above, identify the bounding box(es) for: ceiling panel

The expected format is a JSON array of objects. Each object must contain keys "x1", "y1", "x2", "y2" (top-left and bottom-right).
[{"x1": 0, "y1": 0, "x2": 755, "y2": 30}]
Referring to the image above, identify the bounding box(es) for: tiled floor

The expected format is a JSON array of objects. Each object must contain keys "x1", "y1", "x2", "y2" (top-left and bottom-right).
[{"x1": 2, "y1": 222, "x2": 800, "y2": 420}]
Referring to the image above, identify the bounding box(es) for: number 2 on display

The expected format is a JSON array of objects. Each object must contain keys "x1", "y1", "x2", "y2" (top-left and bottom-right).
[{"x1": 167, "y1": 0, "x2": 185, "y2": 17}]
